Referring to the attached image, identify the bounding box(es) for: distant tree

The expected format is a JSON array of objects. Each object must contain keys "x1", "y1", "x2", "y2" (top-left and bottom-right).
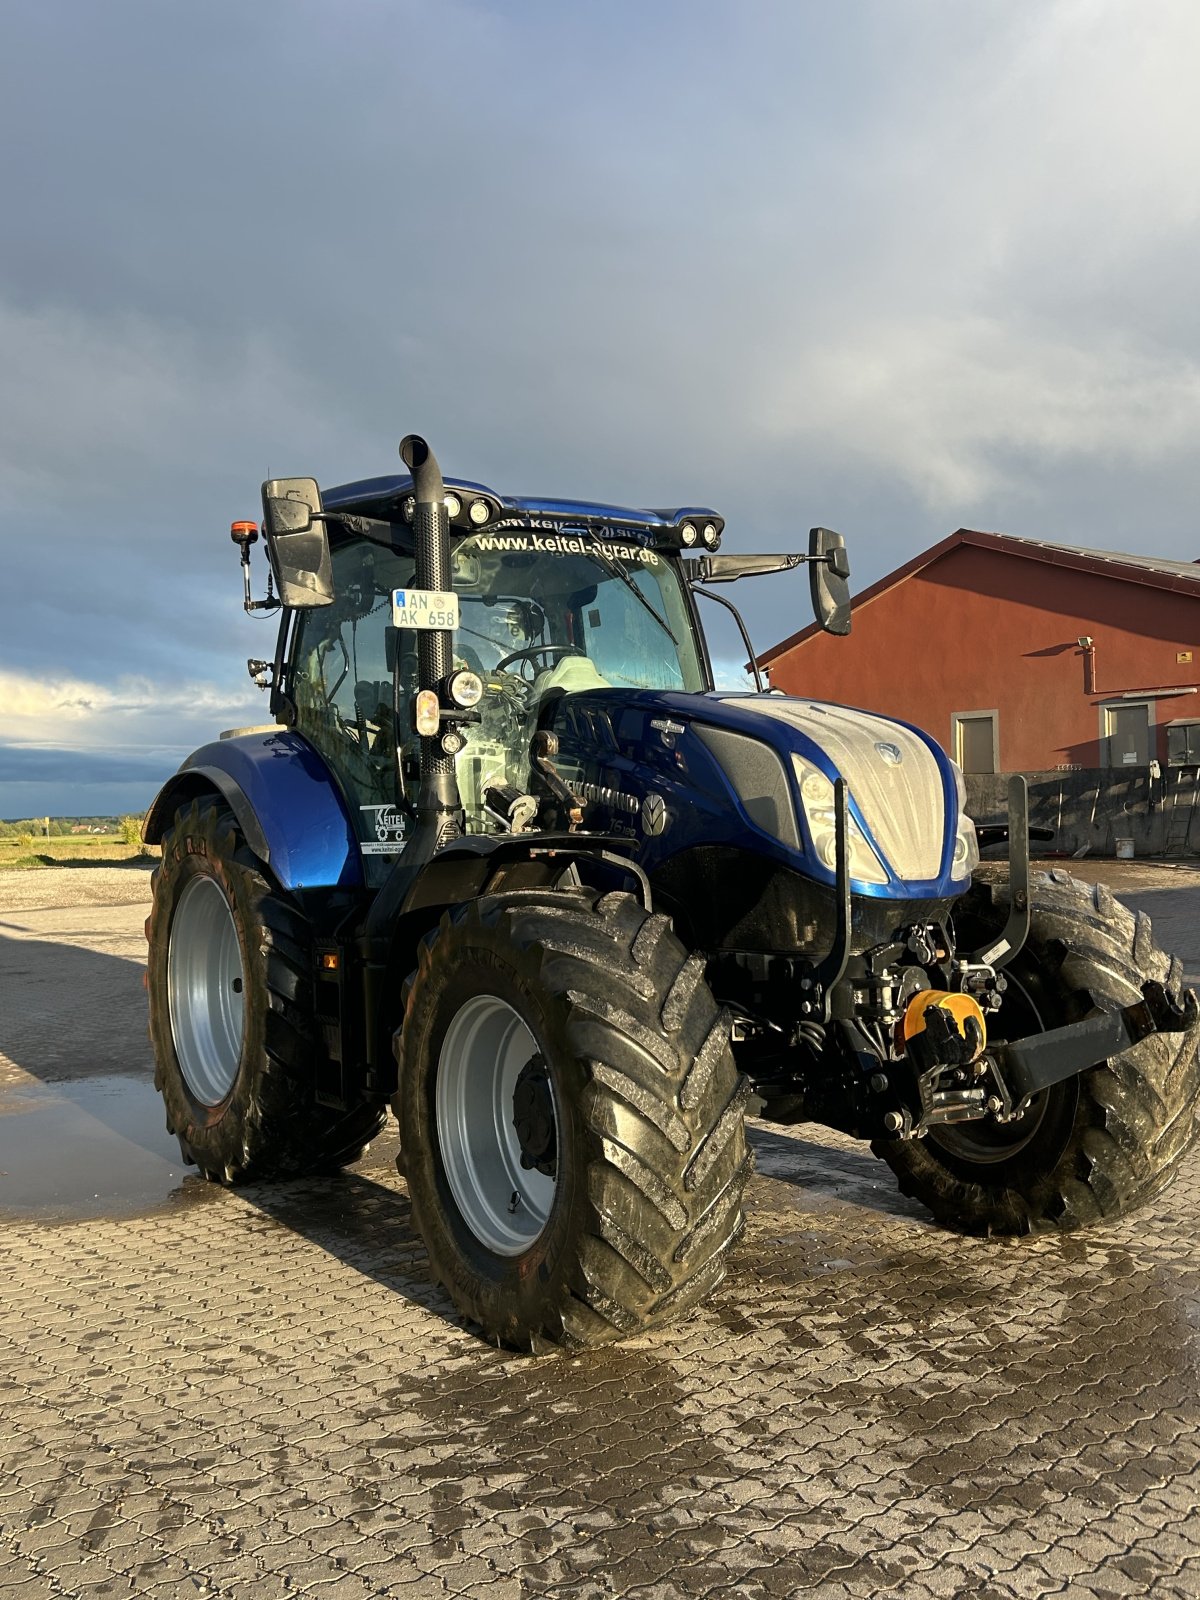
[{"x1": 119, "y1": 815, "x2": 144, "y2": 849}]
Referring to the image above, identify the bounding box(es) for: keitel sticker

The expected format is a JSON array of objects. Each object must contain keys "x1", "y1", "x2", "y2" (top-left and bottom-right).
[
  {"x1": 360, "y1": 804, "x2": 409, "y2": 854},
  {"x1": 472, "y1": 531, "x2": 661, "y2": 567}
]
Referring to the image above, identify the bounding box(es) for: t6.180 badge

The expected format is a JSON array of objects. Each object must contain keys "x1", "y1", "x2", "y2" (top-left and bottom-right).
[{"x1": 360, "y1": 805, "x2": 409, "y2": 854}]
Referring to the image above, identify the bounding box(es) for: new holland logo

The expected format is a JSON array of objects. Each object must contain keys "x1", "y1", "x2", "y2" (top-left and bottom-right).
[
  {"x1": 875, "y1": 741, "x2": 903, "y2": 766},
  {"x1": 641, "y1": 793, "x2": 668, "y2": 836}
]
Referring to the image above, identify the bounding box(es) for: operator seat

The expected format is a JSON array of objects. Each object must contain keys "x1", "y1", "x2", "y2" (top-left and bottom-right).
[{"x1": 532, "y1": 655, "x2": 611, "y2": 696}]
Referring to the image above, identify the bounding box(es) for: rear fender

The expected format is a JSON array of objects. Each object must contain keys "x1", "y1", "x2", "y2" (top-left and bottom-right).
[{"x1": 143, "y1": 731, "x2": 363, "y2": 891}]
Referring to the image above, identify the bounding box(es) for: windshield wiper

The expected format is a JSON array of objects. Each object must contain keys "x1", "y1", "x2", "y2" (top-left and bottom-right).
[{"x1": 571, "y1": 528, "x2": 678, "y2": 645}]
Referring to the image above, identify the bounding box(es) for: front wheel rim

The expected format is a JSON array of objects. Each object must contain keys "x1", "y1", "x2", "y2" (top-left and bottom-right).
[
  {"x1": 928, "y1": 967, "x2": 1055, "y2": 1165},
  {"x1": 167, "y1": 875, "x2": 246, "y2": 1106},
  {"x1": 436, "y1": 995, "x2": 558, "y2": 1256}
]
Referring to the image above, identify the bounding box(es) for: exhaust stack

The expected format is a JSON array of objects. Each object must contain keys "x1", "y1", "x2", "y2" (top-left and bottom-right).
[{"x1": 399, "y1": 433, "x2": 462, "y2": 842}]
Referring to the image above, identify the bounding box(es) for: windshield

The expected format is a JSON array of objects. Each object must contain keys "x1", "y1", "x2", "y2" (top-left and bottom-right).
[
  {"x1": 289, "y1": 523, "x2": 707, "y2": 847},
  {"x1": 451, "y1": 526, "x2": 706, "y2": 693}
]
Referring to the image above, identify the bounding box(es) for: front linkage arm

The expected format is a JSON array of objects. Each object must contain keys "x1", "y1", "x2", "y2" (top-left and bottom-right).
[
  {"x1": 965, "y1": 774, "x2": 1199, "y2": 1104},
  {"x1": 994, "y1": 980, "x2": 1199, "y2": 1104}
]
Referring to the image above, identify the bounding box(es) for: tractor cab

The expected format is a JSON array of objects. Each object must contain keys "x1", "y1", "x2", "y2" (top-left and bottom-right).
[{"x1": 265, "y1": 479, "x2": 726, "y2": 874}]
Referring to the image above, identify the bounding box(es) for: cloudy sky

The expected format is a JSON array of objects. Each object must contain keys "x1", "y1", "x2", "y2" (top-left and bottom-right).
[{"x1": 2, "y1": 0, "x2": 1199, "y2": 817}]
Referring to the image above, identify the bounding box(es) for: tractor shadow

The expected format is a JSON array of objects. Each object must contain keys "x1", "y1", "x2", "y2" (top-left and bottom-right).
[
  {"x1": 0, "y1": 922, "x2": 176, "y2": 1216},
  {"x1": 235, "y1": 1158, "x2": 465, "y2": 1336},
  {"x1": 0, "y1": 926, "x2": 461, "y2": 1329},
  {"x1": 746, "y1": 1122, "x2": 928, "y2": 1224},
  {"x1": 0, "y1": 925, "x2": 155, "y2": 1090},
  {"x1": 0, "y1": 926, "x2": 926, "y2": 1322}
]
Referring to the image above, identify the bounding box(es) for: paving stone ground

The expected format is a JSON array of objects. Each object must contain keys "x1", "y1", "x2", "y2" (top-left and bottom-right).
[{"x1": 1, "y1": 863, "x2": 1199, "y2": 1598}]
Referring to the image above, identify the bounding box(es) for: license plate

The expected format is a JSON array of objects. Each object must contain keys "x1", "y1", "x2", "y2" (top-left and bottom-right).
[{"x1": 391, "y1": 588, "x2": 460, "y2": 629}]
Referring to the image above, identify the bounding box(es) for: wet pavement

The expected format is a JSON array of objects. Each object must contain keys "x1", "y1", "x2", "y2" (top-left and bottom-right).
[
  {"x1": 0, "y1": 1074, "x2": 196, "y2": 1224},
  {"x1": 1, "y1": 864, "x2": 1199, "y2": 1597}
]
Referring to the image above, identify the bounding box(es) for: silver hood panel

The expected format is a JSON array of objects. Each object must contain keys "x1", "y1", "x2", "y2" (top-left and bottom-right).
[{"x1": 733, "y1": 698, "x2": 947, "y2": 880}]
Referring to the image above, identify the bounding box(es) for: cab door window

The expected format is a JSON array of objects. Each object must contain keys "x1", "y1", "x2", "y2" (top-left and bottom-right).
[{"x1": 289, "y1": 539, "x2": 415, "y2": 854}]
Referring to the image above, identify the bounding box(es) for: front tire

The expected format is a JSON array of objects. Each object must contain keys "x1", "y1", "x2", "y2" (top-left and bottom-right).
[
  {"x1": 147, "y1": 796, "x2": 384, "y2": 1182},
  {"x1": 394, "y1": 888, "x2": 751, "y2": 1350},
  {"x1": 876, "y1": 868, "x2": 1200, "y2": 1234}
]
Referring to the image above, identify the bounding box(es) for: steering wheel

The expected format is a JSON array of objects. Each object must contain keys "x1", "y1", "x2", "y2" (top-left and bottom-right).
[{"x1": 493, "y1": 643, "x2": 585, "y2": 676}]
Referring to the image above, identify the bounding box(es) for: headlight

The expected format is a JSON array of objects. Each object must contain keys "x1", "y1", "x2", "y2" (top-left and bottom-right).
[
  {"x1": 948, "y1": 759, "x2": 980, "y2": 879},
  {"x1": 446, "y1": 668, "x2": 484, "y2": 709},
  {"x1": 791, "y1": 755, "x2": 889, "y2": 885}
]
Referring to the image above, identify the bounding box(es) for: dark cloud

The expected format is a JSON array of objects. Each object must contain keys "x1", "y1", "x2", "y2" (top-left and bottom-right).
[
  {"x1": 0, "y1": 744, "x2": 183, "y2": 819},
  {"x1": 3, "y1": 1, "x2": 1199, "y2": 812},
  {"x1": 0, "y1": 745, "x2": 182, "y2": 785}
]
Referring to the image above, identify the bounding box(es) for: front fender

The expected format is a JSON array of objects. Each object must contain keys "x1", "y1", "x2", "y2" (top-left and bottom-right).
[{"x1": 143, "y1": 730, "x2": 363, "y2": 892}]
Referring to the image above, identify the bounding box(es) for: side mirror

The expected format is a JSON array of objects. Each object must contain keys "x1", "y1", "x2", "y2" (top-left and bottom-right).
[
  {"x1": 261, "y1": 477, "x2": 334, "y2": 608},
  {"x1": 809, "y1": 527, "x2": 851, "y2": 636}
]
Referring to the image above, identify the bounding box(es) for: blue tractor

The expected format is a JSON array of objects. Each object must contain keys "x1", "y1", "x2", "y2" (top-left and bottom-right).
[{"x1": 144, "y1": 434, "x2": 1200, "y2": 1350}]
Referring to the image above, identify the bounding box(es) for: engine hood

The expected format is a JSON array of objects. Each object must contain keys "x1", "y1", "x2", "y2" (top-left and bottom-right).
[
  {"x1": 718, "y1": 695, "x2": 948, "y2": 882},
  {"x1": 544, "y1": 687, "x2": 970, "y2": 901}
]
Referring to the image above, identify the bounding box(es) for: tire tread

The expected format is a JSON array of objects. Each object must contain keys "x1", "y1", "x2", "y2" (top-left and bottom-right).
[
  {"x1": 395, "y1": 885, "x2": 750, "y2": 1349},
  {"x1": 148, "y1": 796, "x2": 384, "y2": 1183},
  {"x1": 875, "y1": 867, "x2": 1200, "y2": 1234}
]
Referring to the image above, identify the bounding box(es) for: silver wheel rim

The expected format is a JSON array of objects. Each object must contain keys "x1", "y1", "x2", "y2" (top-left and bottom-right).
[
  {"x1": 436, "y1": 995, "x2": 558, "y2": 1256},
  {"x1": 167, "y1": 875, "x2": 245, "y2": 1106}
]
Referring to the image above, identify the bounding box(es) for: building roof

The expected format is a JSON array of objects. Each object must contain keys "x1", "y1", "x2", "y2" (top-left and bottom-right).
[{"x1": 758, "y1": 528, "x2": 1200, "y2": 667}]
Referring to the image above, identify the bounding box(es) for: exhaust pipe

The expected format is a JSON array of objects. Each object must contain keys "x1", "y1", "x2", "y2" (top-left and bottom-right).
[{"x1": 399, "y1": 433, "x2": 462, "y2": 842}]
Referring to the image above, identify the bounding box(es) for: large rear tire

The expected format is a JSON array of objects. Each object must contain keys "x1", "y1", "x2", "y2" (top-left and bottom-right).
[
  {"x1": 394, "y1": 888, "x2": 751, "y2": 1350},
  {"x1": 875, "y1": 868, "x2": 1200, "y2": 1234},
  {"x1": 147, "y1": 796, "x2": 385, "y2": 1182}
]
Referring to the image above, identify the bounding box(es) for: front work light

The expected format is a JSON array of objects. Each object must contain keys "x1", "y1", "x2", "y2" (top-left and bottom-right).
[
  {"x1": 680, "y1": 522, "x2": 698, "y2": 546},
  {"x1": 444, "y1": 493, "x2": 462, "y2": 518},
  {"x1": 469, "y1": 498, "x2": 490, "y2": 525},
  {"x1": 446, "y1": 669, "x2": 484, "y2": 709},
  {"x1": 702, "y1": 522, "x2": 720, "y2": 548}
]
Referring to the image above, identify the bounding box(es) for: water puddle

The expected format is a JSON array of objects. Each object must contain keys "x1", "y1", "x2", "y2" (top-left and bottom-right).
[{"x1": 0, "y1": 1073, "x2": 209, "y2": 1223}]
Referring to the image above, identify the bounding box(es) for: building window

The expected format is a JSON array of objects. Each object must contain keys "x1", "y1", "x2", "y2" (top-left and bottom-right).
[
  {"x1": 1167, "y1": 719, "x2": 1200, "y2": 765},
  {"x1": 952, "y1": 710, "x2": 999, "y2": 774},
  {"x1": 1101, "y1": 701, "x2": 1152, "y2": 768}
]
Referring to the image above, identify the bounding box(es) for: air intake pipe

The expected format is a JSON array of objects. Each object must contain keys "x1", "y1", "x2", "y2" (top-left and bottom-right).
[{"x1": 399, "y1": 433, "x2": 462, "y2": 841}]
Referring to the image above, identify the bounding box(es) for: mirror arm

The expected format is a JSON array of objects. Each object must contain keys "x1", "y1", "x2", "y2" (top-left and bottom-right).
[
  {"x1": 324, "y1": 511, "x2": 394, "y2": 539},
  {"x1": 689, "y1": 553, "x2": 805, "y2": 584},
  {"x1": 689, "y1": 552, "x2": 845, "y2": 585},
  {"x1": 245, "y1": 568, "x2": 279, "y2": 613},
  {"x1": 234, "y1": 541, "x2": 280, "y2": 614},
  {"x1": 243, "y1": 557, "x2": 279, "y2": 612},
  {"x1": 689, "y1": 583, "x2": 766, "y2": 692}
]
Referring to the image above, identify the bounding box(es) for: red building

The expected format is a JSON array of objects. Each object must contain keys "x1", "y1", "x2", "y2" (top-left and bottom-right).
[{"x1": 759, "y1": 531, "x2": 1200, "y2": 773}]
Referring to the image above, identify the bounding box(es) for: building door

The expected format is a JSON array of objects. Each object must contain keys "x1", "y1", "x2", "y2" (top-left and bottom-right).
[
  {"x1": 953, "y1": 711, "x2": 998, "y2": 774},
  {"x1": 1103, "y1": 702, "x2": 1151, "y2": 767}
]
